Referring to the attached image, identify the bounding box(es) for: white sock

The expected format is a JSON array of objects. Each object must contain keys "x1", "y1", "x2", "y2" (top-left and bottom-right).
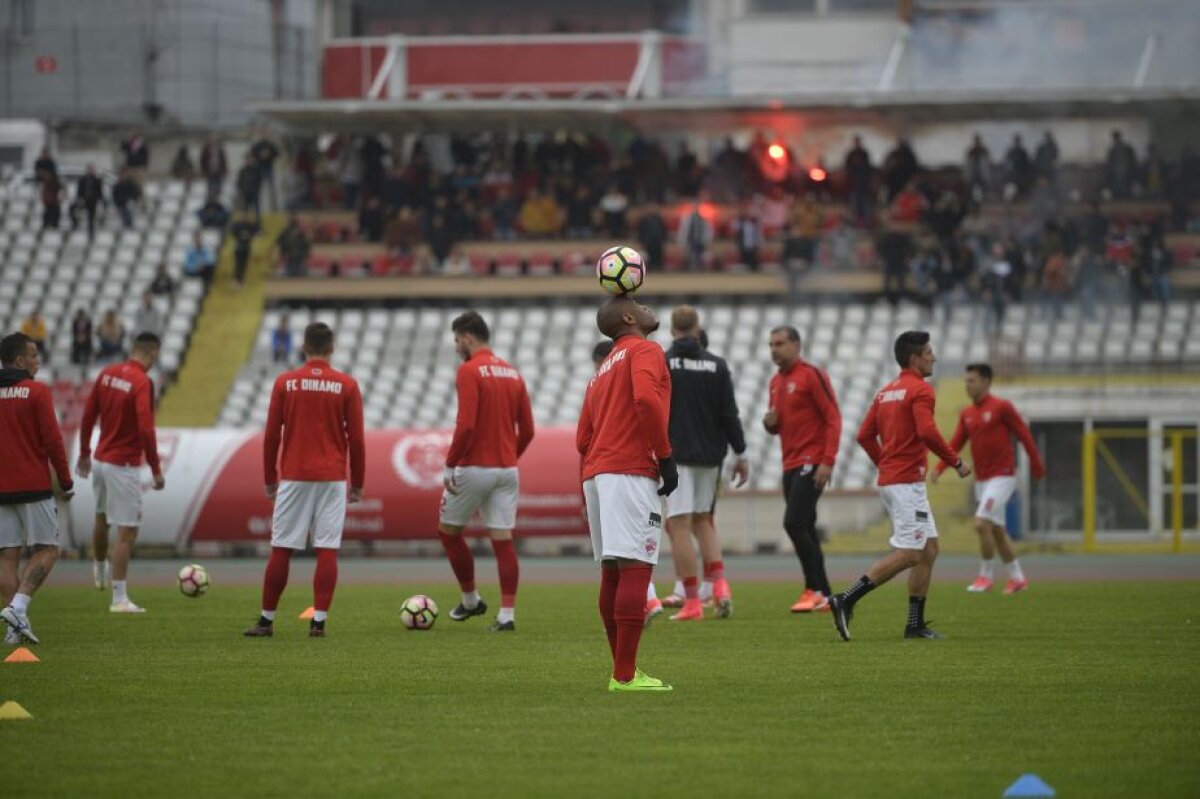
[
  {"x1": 10, "y1": 592, "x2": 31, "y2": 615},
  {"x1": 646, "y1": 583, "x2": 658, "y2": 601},
  {"x1": 671, "y1": 580, "x2": 684, "y2": 598},
  {"x1": 699, "y1": 580, "x2": 713, "y2": 600},
  {"x1": 462, "y1": 590, "x2": 481, "y2": 610},
  {"x1": 979, "y1": 559, "x2": 995, "y2": 580},
  {"x1": 497, "y1": 607, "x2": 515, "y2": 624},
  {"x1": 1008, "y1": 559, "x2": 1026, "y2": 582},
  {"x1": 313, "y1": 610, "x2": 327, "y2": 622},
  {"x1": 112, "y1": 580, "x2": 128, "y2": 604},
  {"x1": 260, "y1": 609, "x2": 276, "y2": 622}
]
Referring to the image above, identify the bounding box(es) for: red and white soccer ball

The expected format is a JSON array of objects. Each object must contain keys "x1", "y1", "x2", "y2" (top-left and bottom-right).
[
  {"x1": 177, "y1": 564, "x2": 210, "y2": 597},
  {"x1": 400, "y1": 594, "x2": 439, "y2": 630},
  {"x1": 596, "y1": 245, "x2": 646, "y2": 295}
]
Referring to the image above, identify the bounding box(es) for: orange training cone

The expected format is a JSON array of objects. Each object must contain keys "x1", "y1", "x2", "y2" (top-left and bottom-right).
[
  {"x1": 4, "y1": 647, "x2": 39, "y2": 663},
  {"x1": 299, "y1": 607, "x2": 315, "y2": 620}
]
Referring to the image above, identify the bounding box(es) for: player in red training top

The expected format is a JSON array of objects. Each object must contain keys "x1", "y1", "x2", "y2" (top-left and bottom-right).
[
  {"x1": 0, "y1": 333, "x2": 74, "y2": 645},
  {"x1": 577, "y1": 296, "x2": 678, "y2": 692},
  {"x1": 829, "y1": 331, "x2": 971, "y2": 641},
  {"x1": 763, "y1": 325, "x2": 841, "y2": 614},
  {"x1": 244, "y1": 322, "x2": 365, "y2": 639},
  {"x1": 932, "y1": 363, "x2": 1044, "y2": 595},
  {"x1": 438, "y1": 311, "x2": 535, "y2": 633},
  {"x1": 77, "y1": 332, "x2": 164, "y2": 614}
]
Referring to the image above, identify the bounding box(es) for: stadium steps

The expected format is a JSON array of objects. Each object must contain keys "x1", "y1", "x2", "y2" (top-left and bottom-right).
[{"x1": 158, "y1": 214, "x2": 284, "y2": 426}]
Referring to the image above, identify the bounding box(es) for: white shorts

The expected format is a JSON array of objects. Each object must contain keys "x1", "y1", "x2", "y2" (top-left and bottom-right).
[
  {"x1": 583, "y1": 474, "x2": 663, "y2": 565},
  {"x1": 665, "y1": 465, "x2": 720, "y2": 518},
  {"x1": 439, "y1": 467, "x2": 519, "y2": 530},
  {"x1": 880, "y1": 482, "x2": 939, "y2": 550},
  {"x1": 93, "y1": 461, "x2": 142, "y2": 527},
  {"x1": 0, "y1": 500, "x2": 59, "y2": 548},
  {"x1": 974, "y1": 476, "x2": 1017, "y2": 527},
  {"x1": 271, "y1": 480, "x2": 347, "y2": 550}
]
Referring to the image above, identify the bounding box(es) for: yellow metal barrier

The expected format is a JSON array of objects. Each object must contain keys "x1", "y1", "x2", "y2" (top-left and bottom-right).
[{"x1": 1082, "y1": 428, "x2": 1196, "y2": 554}]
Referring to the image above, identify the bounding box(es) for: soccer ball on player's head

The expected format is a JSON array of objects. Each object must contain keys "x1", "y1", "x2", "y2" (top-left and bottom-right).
[
  {"x1": 399, "y1": 594, "x2": 439, "y2": 630},
  {"x1": 596, "y1": 245, "x2": 645, "y2": 295},
  {"x1": 177, "y1": 564, "x2": 210, "y2": 597}
]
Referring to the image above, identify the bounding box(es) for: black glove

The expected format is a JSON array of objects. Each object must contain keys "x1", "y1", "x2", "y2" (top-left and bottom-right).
[{"x1": 657, "y1": 456, "x2": 679, "y2": 497}]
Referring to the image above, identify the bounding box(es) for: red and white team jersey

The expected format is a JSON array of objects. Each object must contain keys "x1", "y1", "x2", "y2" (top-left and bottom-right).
[
  {"x1": 856, "y1": 368, "x2": 958, "y2": 486},
  {"x1": 445, "y1": 348, "x2": 535, "y2": 468},
  {"x1": 79, "y1": 360, "x2": 161, "y2": 473},
  {"x1": 263, "y1": 358, "x2": 365, "y2": 487},
  {"x1": 0, "y1": 369, "x2": 72, "y2": 503},
  {"x1": 768, "y1": 359, "x2": 842, "y2": 470},
  {"x1": 935, "y1": 393, "x2": 1045, "y2": 481},
  {"x1": 576, "y1": 335, "x2": 672, "y2": 481}
]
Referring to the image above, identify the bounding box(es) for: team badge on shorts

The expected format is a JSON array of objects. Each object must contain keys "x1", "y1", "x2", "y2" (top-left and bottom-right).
[
  {"x1": 645, "y1": 539, "x2": 658, "y2": 557},
  {"x1": 985, "y1": 498, "x2": 995, "y2": 511},
  {"x1": 914, "y1": 531, "x2": 924, "y2": 542}
]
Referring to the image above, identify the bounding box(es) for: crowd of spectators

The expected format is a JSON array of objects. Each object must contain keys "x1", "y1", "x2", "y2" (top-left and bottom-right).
[{"x1": 256, "y1": 127, "x2": 1196, "y2": 304}]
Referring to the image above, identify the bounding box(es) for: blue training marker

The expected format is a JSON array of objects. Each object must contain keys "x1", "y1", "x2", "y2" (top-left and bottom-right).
[{"x1": 1003, "y1": 773, "x2": 1056, "y2": 798}]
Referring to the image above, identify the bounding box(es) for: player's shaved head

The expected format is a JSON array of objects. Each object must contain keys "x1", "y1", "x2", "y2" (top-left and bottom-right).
[
  {"x1": 0, "y1": 332, "x2": 34, "y2": 366},
  {"x1": 597, "y1": 296, "x2": 642, "y2": 339},
  {"x1": 131, "y1": 332, "x2": 161, "y2": 355},
  {"x1": 671, "y1": 305, "x2": 700, "y2": 335}
]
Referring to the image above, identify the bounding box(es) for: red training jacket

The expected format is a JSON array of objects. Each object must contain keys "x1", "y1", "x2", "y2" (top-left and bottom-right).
[
  {"x1": 79, "y1": 360, "x2": 161, "y2": 473},
  {"x1": 445, "y1": 348, "x2": 535, "y2": 468},
  {"x1": 576, "y1": 335, "x2": 672, "y2": 482},
  {"x1": 934, "y1": 393, "x2": 1045, "y2": 481},
  {"x1": 857, "y1": 368, "x2": 959, "y2": 486},
  {"x1": 768, "y1": 358, "x2": 841, "y2": 470},
  {"x1": 0, "y1": 369, "x2": 73, "y2": 503},
  {"x1": 263, "y1": 358, "x2": 365, "y2": 487}
]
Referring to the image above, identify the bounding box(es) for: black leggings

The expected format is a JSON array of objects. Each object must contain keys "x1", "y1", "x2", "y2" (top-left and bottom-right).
[{"x1": 782, "y1": 468, "x2": 831, "y2": 595}]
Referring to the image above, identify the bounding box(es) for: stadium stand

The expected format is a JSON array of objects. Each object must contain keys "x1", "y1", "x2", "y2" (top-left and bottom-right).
[
  {"x1": 219, "y1": 297, "x2": 1199, "y2": 493},
  {"x1": 0, "y1": 179, "x2": 217, "y2": 432}
]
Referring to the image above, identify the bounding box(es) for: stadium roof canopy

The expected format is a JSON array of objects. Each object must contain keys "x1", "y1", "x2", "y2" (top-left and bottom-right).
[{"x1": 253, "y1": 88, "x2": 1200, "y2": 134}]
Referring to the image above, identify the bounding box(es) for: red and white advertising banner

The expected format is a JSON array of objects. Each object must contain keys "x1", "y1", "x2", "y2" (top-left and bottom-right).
[{"x1": 69, "y1": 429, "x2": 586, "y2": 547}]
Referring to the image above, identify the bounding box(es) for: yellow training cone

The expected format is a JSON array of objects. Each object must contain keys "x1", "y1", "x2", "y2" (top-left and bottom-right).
[
  {"x1": 4, "y1": 647, "x2": 39, "y2": 663},
  {"x1": 0, "y1": 701, "x2": 32, "y2": 720},
  {"x1": 298, "y1": 607, "x2": 315, "y2": 620}
]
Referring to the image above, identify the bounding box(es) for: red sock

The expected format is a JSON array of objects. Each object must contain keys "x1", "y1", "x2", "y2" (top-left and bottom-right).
[
  {"x1": 683, "y1": 575, "x2": 699, "y2": 600},
  {"x1": 705, "y1": 560, "x2": 726, "y2": 582},
  {"x1": 261, "y1": 547, "x2": 293, "y2": 612},
  {"x1": 438, "y1": 531, "x2": 476, "y2": 592},
  {"x1": 313, "y1": 548, "x2": 338, "y2": 613},
  {"x1": 491, "y1": 538, "x2": 519, "y2": 609},
  {"x1": 598, "y1": 562, "x2": 620, "y2": 659},
  {"x1": 613, "y1": 563, "x2": 653, "y2": 682}
]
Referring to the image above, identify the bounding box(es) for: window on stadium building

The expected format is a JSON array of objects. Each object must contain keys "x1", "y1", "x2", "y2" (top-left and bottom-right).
[
  {"x1": 1161, "y1": 424, "x2": 1199, "y2": 531},
  {"x1": 1030, "y1": 421, "x2": 1083, "y2": 533}
]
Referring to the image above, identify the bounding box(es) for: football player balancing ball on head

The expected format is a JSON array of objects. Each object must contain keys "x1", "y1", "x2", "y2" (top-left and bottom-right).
[
  {"x1": 931, "y1": 363, "x2": 1044, "y2": 595},
  {"x1": 660, "y1": 306, "x2": 748, "y2": 622},
  {"x1": 577, "y1": 296, "x2": 677, "y2": 691},
  {"x1": 829, "y1": 331, "x2": 969, "y2": 642},
  {"x1": 77, "y1": 332, "x2": 165, "y2": 614},
  {"x1": 244, "y1": 322, "x2": 366, "y2": 639},
  {"x1": 763, "y1": 325, "x2": 842, "y2": 614},
  {"x1": 437, "y1": 311, "x2": 535, "y2": 633},
  {"x1": 0, "y1": 332, "x2": 74, "y2": 645}
]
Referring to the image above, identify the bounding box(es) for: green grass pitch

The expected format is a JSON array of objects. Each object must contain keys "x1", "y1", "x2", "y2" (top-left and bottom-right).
[{"x1": 3, "y1": 580, "x2": 1198, "y2": 798}]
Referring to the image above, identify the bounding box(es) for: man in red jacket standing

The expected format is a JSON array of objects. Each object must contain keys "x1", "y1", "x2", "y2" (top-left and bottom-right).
[
  {"x1": 0, "y1": 333, "x2": 74, "y2": 645},
  {"x1": 438, "y1": 312, "x2": 535, "y2": 633},
  {"x1": 932, "y1": 363, "x2": 1045, "y2": 594},
  {"x1": 830, "y1": 331, "x2": 970, "y2": 641},
  {"x1": 577, "y1": 296, "x2": 677, "y2": 692},
  {"x1": 77, "y1": 332, "x2": 164, "y2": 613},
  {"x1": 763, "y1": 326, "x2": 842, "y2": 613},
  {"x1": 244, "y1": 322, "x2": 365, "y2": 639}
]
